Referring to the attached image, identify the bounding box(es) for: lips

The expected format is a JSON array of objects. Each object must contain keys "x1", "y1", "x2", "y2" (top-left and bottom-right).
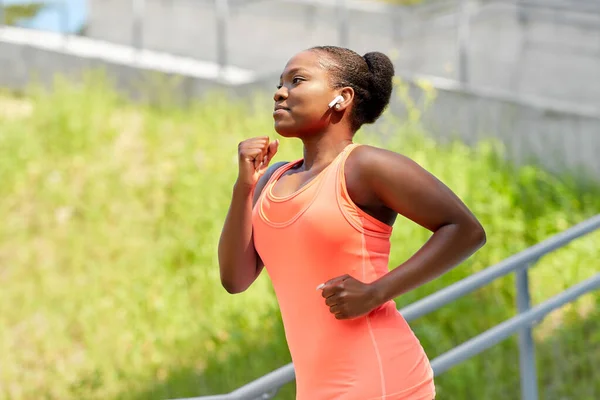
[
  {"x1": 273, "y1": 105, "x2": 290, "y2": 118},
  {"x1": 274, "y1": 105, "x2": 290, "y2": 112}
]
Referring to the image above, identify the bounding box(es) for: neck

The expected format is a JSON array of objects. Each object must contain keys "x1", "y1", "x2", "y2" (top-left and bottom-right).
[{"x1": 300, "y1": 131, "x2": 353, "y2": 170}]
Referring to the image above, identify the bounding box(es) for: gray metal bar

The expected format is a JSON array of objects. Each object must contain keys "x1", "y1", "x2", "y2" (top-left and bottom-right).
[
  {"x1": 173, "y1": 395, "x2": 235, "y2": 400},
  {"x1": 516, "y1": 263, "x2": 539, "y2": 400},
  {"x1": 401, "y1": 214, "x2": 600, "y2": 322},
  {"x1": 170, "y1": 363, "x2": 295, "y2": 400},
  {"x1": 60, "y1": 0, "x2": 69, "y2": 45},
  {"x1": 215, "y1": 0, "x2": 229, "y2": 79},
  {"x1": 132, "y1": 0, "x2": 145, "y2": 51},
  {"x1": 303, "y1": 4, "x2": 315, "y2": 31},
  {"x1": 431, "y1": 273, "x2": 600, "y2": 375},
  {"x1": 230, "y1": 364, "x2": 294, "y2": 397},
  {"x1": 457, "y1": 0, "x2": 470, "y2": 83},
  {"x1": 337, "y1": 0, "x2": 348, "y2": 48},
  {"x1": 517, "y1": 0, "x2": 528, "y2": 24}
]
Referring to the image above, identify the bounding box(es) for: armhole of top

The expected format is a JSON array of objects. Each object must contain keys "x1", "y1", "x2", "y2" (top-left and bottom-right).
[{"x1": 336, "y1": 144, "x2": 393, "y2": 237}]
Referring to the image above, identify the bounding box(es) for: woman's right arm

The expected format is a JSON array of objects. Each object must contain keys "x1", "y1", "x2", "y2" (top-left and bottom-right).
[{"x1": 217, "y1": 137, "x2": 282, "y2": 294}]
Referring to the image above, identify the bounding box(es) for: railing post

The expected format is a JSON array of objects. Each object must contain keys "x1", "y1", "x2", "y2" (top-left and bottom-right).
[
  {"x1": 132, "y1": 0, "x2": 146, "y2": 59},
  {"x1": 457, "y1": 0, "x2": 471, "y2": 84},
  {"x1": 517, "y1": 0, "x2": 528, "y2": 25},
  {"x1": 215, "y1": 0, "x2": 229, "y2": 80},
  {"x1": 516, "y1": 263, "x2": 539, "y2": 400},
  {"x1": 60, "y1": 0, "x2": 70, "y2": 47},
  {"x1": 336, "y1": 0, "x2": 348, "y2": 48},
  {"x1": 304, "y1": 3, "x2": 315, "y2": 31}
]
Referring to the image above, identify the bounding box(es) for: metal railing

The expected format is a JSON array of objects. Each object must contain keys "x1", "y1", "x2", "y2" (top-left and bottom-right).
[{"x1": 175, "y1": 214, "x2": 600, "y2": 400}]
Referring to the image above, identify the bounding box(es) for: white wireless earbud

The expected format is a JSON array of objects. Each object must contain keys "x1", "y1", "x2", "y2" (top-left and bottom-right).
[{"x1": 328, "y1": 95, "x2": 344, "y2": 109}]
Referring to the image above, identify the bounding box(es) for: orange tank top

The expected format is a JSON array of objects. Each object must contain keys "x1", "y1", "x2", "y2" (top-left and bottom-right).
[{"x1": 252, "y1": 143, "x2": 435, "y2": 400}]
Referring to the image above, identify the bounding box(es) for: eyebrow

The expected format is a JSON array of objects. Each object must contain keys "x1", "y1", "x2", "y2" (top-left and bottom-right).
[{"x1": 279, "y1": 67, "x2": 309, "y2": 80}]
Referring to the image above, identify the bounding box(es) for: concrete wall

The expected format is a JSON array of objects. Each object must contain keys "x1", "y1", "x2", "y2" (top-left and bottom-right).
[
  {"x1": 1, "y1": 26, "x2": 599, "y2": 181},
  {"x1": 81, "y1": 0, "x2": 600, "y2": 107},
  {"x1": 392, "y1": 76, "x2": 600, "y2": 179}
]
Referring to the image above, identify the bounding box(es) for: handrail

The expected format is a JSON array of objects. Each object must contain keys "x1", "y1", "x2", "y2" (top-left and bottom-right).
[
  {"x1": 401, "y1": 214, "x2": 600, "y2": 321},
  {"x1": 174, "y1": 214, "x2": 600, "y2": 400},
  {"x1": 430, "y1": 273, "x2": 600, "y2": 374}
]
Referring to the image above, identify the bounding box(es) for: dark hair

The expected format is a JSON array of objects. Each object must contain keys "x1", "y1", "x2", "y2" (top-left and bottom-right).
[{"x1": 309, "y1": 46, "x2": 395, "y2": 132}]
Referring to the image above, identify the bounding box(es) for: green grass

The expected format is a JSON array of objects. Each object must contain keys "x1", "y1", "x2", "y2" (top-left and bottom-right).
[
  {"x1": 0, "y1": 73, "x2": 598, "y2": 400},
  {"x1": 4, "y1": 3, "x2": 44, "y2": 26}
]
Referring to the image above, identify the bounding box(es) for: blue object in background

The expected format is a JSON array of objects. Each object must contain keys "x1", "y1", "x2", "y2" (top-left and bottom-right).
[{"x1": 3, "y1": 0, "x2": 88, "y2": 34}]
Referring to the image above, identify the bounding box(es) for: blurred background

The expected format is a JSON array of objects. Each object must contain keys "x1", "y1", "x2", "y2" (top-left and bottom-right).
[{"x1": 0, "y1": 0, "x2": 599, "y2": 399}]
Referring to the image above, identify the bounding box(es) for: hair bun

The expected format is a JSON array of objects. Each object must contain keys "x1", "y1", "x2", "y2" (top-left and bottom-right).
[{"x1": 361, "y1": 52, "x2": 395, "y2": 123}]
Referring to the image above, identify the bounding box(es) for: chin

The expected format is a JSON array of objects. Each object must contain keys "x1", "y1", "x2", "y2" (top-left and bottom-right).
[
  {"x1": 274, "y1": 121, "x2": 301, "y2": 138},
  {"x1": 274, "y1": 120, "x2": 324, "y2": 138}
]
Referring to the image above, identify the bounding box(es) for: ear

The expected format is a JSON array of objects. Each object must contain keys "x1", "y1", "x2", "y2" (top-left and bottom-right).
[{"x1": 334, "y1": 87, "x2": 355, "y2": 112}]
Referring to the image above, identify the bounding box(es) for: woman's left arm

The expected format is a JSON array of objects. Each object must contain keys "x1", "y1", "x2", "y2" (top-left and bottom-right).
[{"x1": 363, "y1": 146, "x2": 487, "y2": 304}]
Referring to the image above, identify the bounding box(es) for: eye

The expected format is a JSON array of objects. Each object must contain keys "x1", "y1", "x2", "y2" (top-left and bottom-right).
[{"x1": 277, "y1": 76, "x2": 304, "y2": 89}]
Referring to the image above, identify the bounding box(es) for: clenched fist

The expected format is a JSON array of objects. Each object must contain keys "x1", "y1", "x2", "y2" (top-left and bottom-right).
[{"x1": 237, "y1": 136, "x2": 279, "y2": 187}]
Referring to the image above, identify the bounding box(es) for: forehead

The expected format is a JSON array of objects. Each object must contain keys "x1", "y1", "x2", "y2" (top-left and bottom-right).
[{"x1": 280, "y1": 50, "x2": 328, "y2": 78}]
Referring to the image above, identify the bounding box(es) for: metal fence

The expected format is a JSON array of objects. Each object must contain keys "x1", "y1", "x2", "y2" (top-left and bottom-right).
[{"x1": 173, "y1": 214, "x2": 600, "y2": 400}]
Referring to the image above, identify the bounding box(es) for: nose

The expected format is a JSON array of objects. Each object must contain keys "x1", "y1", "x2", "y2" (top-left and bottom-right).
[{"x1": 273, "y1": 86, "x2": 288, "y2": 103}]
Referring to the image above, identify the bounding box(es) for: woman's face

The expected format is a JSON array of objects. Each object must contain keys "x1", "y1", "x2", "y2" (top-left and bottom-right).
[{"x1": 272, "y1": 50, "x2": 339, "y2": 138}]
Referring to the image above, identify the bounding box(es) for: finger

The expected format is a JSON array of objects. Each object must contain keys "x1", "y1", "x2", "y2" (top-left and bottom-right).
[
  {"x1": 329, "y1": 304, "x2": 342, "y2": 314},
  {"x1": 253, "y1": 136, "x2": 269, "y2": 145},
  {"x1": 254, "y1": 154, "x2": 262, "y2": 171},
  {"x1": 325, "y1": 294, "x2": 341, "y2": 306},
  {"x1": 259, "y1": 137, "x2": 270, "y2": 151},
  {"x1": 257, "y1": 140, "x2": 279, "y2": 173},
  {"x1": 257, "y1": 155, "x2": 270, "y2": 175},
  {"x1": 317, "y1": 274, "x2": 349, "y2": 291},
  {"x1": 321, "y1": 285, "x2": 344, "y2": 299},
  {"x1": 258, "y1": 139, "x2": 273, "y2": 164},
  {"x1": 266, "y1": 139, "x2": 279, "y2": 161},
  {"x1": 241, "y1": 146, "x2": 268, "y2": 162}
]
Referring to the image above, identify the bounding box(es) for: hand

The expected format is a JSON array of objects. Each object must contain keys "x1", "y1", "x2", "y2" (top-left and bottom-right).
[
  {"x1": 318, "y1": 275, "x2": 382, "y2": 320},
  {"x1": 237, "y1": 136, "x2": 279, "y2": 187}
]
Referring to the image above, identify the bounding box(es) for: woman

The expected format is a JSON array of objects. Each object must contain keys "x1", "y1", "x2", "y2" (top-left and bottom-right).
[{"x1": 218, "y1": 46, "x2": 486, "y2": 400}]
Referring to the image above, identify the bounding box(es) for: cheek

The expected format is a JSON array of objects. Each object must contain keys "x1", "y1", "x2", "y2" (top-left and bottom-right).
[
  {"x1": 293, "y1": 85, "x2": 330, "y2": 116},
  {"x1": 293, "y1": 100, "x2": 330, "y2": 130}
]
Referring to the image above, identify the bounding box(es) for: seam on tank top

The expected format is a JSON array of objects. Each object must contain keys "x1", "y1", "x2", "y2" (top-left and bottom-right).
[
  {"x1": 335, "y1": 145, "x2": 391, "y2": 239},
  {"x1": 365, "y1": 362, "x2": 435, "y2": 399},
  {"x1": 364, "y1": 352, "x2": 436, "y2": 399},
  {"x1": 362, "y1": 233, "x2": 386, "y2": 398}
]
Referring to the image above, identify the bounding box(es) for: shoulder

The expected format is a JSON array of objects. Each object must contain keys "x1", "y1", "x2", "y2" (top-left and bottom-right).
[
  {"x1": 345, "y1": 144, "x2": 431, "y2": 206},
  {"x1": 346, "y1": 144, "x2": 416, "y2": 178},
  {"x1": 343, "y1": 144, "x2": 402, "y2": 209},
  {"x1": 252, "y1": 160, "x2": 289, "y2": 206}
]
